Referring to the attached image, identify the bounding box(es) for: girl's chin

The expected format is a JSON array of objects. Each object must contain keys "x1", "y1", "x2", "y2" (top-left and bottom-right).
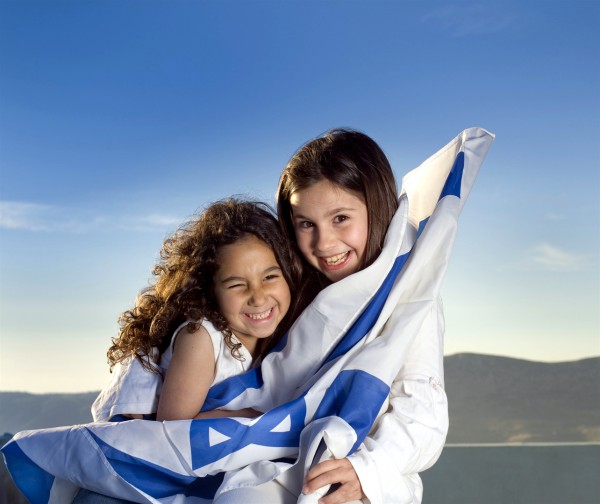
[
  {"x1": 243, "y1": 319, "x2": 279, "y2": 336},
  {"x1": 322, "y1": 264, "x2": 358, "y2": 282}
]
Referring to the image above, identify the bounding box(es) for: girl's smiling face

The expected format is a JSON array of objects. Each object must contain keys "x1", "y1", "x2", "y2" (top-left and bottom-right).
[
  {"x1": 213, "y1": 235, "x2": 291, "y2": 354},
  {"x1": 290, "y1": 179, "x2": 369, "y2": 283}
]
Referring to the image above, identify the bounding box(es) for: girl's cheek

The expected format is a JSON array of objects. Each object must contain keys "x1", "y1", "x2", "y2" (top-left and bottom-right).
[{"x1": 295, "y1": 233, "x2": 311, "y2": 255}]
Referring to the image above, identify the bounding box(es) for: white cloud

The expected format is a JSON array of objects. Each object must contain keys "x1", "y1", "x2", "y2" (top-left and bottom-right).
[
  {"x1": 0, "y1": 201, "x2": 182, "y2": 234},
  {"x1": 0, "y1": 201, "x2": 56, "y2": 231},
  {"x1": 122, "y1": 214, "x2": 183, "y2": 232},
  {"x1": 422, "y1": 4, "x2": 515, "y2": 37},
  {"x1": 531, "y1": 242, "x2": 586, "y2": 272},
  {"x1": 0, "y1": 201, "x2": 107, "y2": 233}
]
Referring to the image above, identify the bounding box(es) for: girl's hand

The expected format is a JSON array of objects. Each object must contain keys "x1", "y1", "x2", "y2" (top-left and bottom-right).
[
  {"x1": 194, "y1": 408, "x2": 261, "y2": 419},
  {"x1": 302, "y1": 458, "x2": 365, "y2": 504}
]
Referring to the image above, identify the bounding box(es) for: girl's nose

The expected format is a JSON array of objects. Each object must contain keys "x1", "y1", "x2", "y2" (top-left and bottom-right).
[
  {"x1": 314, "y1": 228, "x2": 335, "y2": 252},
  {"x1": 248, "y1": 285, "x2": 267, "y2": 306}
]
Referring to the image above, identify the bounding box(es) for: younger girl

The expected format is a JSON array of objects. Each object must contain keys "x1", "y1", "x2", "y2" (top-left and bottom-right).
[
  {"x1": 100, "y1": 198, "x2": 301, "y2": 422},
  {"x1": 74, "y1": 199, "x2": 303, "y2": 503},
  {"x1": 275, "y1": 129, "x2": 447, "y2": 504}
]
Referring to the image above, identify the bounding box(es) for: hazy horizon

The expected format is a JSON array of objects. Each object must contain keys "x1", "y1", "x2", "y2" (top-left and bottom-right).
[{"x1": 1, "y1": 352, "x2": 598, "y2": 395}]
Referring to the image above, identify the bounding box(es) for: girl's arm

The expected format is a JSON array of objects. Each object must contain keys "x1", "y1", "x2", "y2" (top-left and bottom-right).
[
  {"x1": 157, "y1": 325, "x2": 216, "y2": 421},
  {"x1": 194, "y1": 407, "x2": 260, "y2": 419}
]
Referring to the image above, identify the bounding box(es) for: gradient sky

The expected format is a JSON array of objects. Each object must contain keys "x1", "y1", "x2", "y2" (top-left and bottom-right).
[{"x1": 1, "y1": 0, "x2": 598, "y2": 393}]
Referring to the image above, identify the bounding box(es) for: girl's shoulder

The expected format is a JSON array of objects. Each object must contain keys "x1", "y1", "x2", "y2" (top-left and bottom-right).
[
  {"x1": 161, "y1": 320, "x2": 221, "y2": 371},
  {"x1": 198, "y1": 319, "x2": 225, "y2": 340}
]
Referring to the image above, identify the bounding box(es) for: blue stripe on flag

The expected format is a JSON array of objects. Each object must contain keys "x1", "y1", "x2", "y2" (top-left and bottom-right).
[
  {"x1": 417, "y1": 217, "x2": 429, "y2": 238},
  {"x1": 325, "y1": 251, "x2": 410, "y2": 363},
  {"x1": 439, "y1": 152, "x2": 464, "y2": 200},
  {"x1": 202, "y1": 366, "x2": 263, "y2": 412},
  {"x1": 313, "y1": 369, "x2": 390, "y2": 453},
  {"x1": 1, "y1": 439, "x2": 54, "y2": 504},
  {"x1": 86, "y1": 430, "x2": 198, "y2": 499}
]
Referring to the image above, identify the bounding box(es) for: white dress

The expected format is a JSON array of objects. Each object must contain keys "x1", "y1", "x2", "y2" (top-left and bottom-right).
[{"x1": 91, "y1": 320, "x2": 252, "y2": 422}]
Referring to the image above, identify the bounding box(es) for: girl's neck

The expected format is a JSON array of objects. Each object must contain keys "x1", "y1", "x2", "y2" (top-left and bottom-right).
[{"x1": 232, "y1": 331, "x2": 258, "y2": 358}]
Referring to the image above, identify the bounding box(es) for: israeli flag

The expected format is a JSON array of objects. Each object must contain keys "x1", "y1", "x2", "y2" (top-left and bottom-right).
[{"x1": 2, "y1": 128, "x2": 494, "y2": 504}]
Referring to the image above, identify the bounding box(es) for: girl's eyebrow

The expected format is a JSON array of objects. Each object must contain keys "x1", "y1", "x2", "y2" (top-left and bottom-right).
[
  {"x1": 263, "y1": 266, "x2": 282, "y2": 275},
  {"x1": 292, "y1": 207, "x2": 356, "y2": 219},
  {"x1": 219, "y1": 266, "x2": 282, "y2": 284},
  {"x1": 219, "y1": 275, "x2": 246, "y2": 284}
]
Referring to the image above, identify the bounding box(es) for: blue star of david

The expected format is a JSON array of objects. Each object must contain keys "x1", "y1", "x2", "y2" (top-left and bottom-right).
[{"x1": 190, "y1": 395, "x2": 307, "y2": 469}]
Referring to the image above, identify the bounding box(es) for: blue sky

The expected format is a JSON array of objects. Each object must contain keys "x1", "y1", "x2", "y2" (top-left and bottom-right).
[{"x1": 1, "y1": 0, "x2": 598, "y2": 393}]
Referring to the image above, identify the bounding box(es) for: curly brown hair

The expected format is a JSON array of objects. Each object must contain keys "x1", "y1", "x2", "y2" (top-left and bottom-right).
[{"x1": 107, "y1": 198, "x2": 302, "y2": 373}]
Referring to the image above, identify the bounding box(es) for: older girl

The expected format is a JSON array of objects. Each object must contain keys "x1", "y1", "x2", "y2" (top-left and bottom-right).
[{"x1": 215, "y1": 129, "x2": 446, "y2": 504}]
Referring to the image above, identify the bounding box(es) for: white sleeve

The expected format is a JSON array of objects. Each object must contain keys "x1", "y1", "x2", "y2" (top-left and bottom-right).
[
  {"x1": 347, "y1": 298, "x2": 449, "y2": 504},
  {"x1": 91, "y1": 353, "x2": 163, "y2": 422}
]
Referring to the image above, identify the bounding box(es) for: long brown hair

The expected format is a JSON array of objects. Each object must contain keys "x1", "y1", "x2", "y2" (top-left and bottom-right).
[
  {"x1": 277, "y1": 128, "x2": 399, "y2": 286},
  {"x1": 108, "y1": 198, "x2": 301, "y2": 372}
]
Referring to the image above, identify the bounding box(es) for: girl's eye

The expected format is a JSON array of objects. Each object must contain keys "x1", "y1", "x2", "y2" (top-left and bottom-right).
[
  {"x1": 334, "y1": 215, "x2": 348, "y2": 223},
  {"x1": 297, "y1": 220, "x2": 314, "y2": 229},
  {"x1": 227, "y1": 283, "x2": 244, "y2": 289},
  {"x1": 264, "y1": 274, "x2": 280, "y2": 281}
]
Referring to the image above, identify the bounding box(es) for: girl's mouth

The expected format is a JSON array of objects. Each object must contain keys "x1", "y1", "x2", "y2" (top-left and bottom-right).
[
  {"x1": 244, "y1": 307, "x2": 274, "y2": 321},
  {"x1": 319, "y1": 251, "x2": 351, "y2": 270}
]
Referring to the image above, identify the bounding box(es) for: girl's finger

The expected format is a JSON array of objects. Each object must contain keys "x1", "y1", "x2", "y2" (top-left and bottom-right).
[
  {"x1": 303, "y1": 463, "x2": 354, "y2": 494},
  {"x1": 305, "y1": 458, "x2": 351, "y2": 482},
  {"x1": 318, "y1": 481, "x2": 363, "y2": 504}
]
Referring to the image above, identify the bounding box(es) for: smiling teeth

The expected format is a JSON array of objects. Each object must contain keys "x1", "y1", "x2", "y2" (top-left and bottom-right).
[
  {"x1": 324, "y1": 252, "x2": 349, "y2": 266},
  {"x1": 247, "y1": 308, "x2": 272, "y2": 320}
]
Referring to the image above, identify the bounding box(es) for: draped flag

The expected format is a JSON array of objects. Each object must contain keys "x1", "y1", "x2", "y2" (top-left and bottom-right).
[{"x1": 2, "y1": 127, "x2": 494, "y2": 504}]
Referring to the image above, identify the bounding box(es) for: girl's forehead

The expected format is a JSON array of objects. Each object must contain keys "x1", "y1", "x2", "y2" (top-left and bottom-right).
[
  {"x1": 215, "y1": 236, "x2": 277, "y2": 269},
  {"x1": 290, "y1": 180, "x2": 365, "y2": 213},
  {"x1": 217, "y1": 235, "x2": 269, "y2": 256}
]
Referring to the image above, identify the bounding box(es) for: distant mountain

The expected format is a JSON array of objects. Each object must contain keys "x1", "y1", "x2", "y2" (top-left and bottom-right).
[
  {"x1": 444, "y1": 353, "x2": 600, "y2": 443},
  {"x1": 0, "y1": 354, "x2": 598, "y2": 444},
  {"x1": 0, "y1": 391, "x2": 98, "y2": 435}
]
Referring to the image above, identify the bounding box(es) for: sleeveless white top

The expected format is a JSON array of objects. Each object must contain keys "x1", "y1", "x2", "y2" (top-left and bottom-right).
[
  {"x1": 92, "y1": 320, "x2": 252, "y2": 422},
  {"x1": 159, "y1": 319, "x2": 253, "y2": 383}
]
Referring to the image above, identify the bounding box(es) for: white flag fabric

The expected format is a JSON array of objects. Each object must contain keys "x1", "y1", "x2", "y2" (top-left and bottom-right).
[{"x1": 2, "y1": 127, "x2": 494, "y2": 504}]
